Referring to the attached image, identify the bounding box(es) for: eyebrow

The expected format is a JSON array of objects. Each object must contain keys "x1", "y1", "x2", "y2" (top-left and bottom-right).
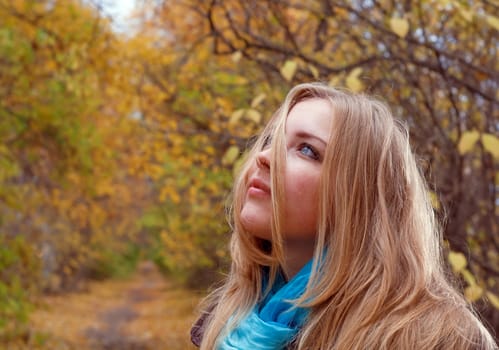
[{"x1": 294, "y1": 131, "x2": 328, "y2": 146}]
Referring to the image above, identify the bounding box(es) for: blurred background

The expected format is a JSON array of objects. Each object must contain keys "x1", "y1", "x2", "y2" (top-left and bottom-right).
[{"x1": 0, "y1": 0, "x2": 497, "y2": 348}]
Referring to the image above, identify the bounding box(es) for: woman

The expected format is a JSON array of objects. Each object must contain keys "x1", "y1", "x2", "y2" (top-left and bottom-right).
[{"x1": 191, "y1": 83, "x2": 497, "y2": 349}]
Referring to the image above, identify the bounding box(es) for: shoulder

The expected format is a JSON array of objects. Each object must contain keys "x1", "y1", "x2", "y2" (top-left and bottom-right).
[
  {"x1": 404, "y1": 298, "x2": 497, "y2": 349},
  {"x1": 439, "y1": 305, "x2": 497, "y2": 349},
  {"x1": 342, "y1": 295, "x2": 498, "y2": 349}
]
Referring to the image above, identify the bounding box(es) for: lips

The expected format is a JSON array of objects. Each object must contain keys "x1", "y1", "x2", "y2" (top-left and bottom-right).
[{"x1": 248, "y1": 178, "x2": 270, "y2": 195}]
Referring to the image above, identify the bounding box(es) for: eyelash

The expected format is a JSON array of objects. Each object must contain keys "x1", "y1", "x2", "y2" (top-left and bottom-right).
[
  {"x1": 298, "y1": 143, "x2": 320, "y2": 160},
  {"x1": 262, "y1": 135, "x2": 272, "y2": 149},
  {"x1": 261, "y1": 136, "x2": 321, "y2": 161}
]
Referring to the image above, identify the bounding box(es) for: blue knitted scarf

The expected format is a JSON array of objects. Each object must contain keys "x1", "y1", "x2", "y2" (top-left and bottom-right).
[{"x1": 218, "y1": 260, "x2": 312, "y2": 349}]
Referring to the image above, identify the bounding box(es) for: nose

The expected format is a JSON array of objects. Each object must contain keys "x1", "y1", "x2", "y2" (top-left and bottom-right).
[{"x1": 256, "y1": 147, "x2": 270, "y2": 169}]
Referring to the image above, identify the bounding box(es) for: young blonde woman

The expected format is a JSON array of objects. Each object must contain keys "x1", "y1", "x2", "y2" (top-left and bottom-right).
[{"x1": 191, "y1": 83, "x2": 497, "y2": 349}]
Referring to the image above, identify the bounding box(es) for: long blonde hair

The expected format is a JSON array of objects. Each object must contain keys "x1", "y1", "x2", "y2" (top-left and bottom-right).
[{"x1": 199, "y1": 83, "x2": 497, "y2": 349}]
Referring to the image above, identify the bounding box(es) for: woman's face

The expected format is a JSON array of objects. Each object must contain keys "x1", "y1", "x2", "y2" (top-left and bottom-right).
[{"x1": 240, "y1": 97, "x2": 333, "y2": 242}]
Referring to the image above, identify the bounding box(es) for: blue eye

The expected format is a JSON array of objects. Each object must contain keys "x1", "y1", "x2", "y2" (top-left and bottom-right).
[{"x1": 299, "y1": 144, "x2": 319, "y2": 160}]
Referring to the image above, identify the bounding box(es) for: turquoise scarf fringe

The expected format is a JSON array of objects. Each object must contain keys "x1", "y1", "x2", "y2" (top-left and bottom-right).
[{"x1": 218, "y1": 260, "x2": 312, "y2": 349}]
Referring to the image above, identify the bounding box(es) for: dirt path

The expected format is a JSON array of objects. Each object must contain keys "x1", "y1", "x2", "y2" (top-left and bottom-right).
[{"x1": 26, "y1": 261, "x2": 201, "y2": 350}]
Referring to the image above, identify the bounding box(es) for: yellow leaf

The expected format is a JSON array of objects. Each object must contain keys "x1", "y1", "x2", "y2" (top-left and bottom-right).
[
  {"x1": 233, "y1": 154, "x2": 247, "y2": 177},
  {"x1": 245, "y1": 109, "x2": 262, "y2": 124},
  {"x1": 63, "y1": 265, "x2": 72, "y2": 276},
  {"x1": 346, "y1": 67, "x2": 363, "y2": 92},
  {"x1": 464, "y1": 285, "x2": 483, "y2": 302},
  {"x1": 486, "y1": 291, "x2": 499, "y2": 309},
  {"x1": 229, "y1": 109, "x2": 245, "y2": 126},
  {"x1": 428, "y1": 191, "x2": 440, "y2": 210},
  {"x1": 95, "y1": 180, "x2": 114, "y2": 197},
  {"x1": 457, "y1": 130, "x2": 480, "y2": 154},
  {"x1": 486, "y1": 15, "x2": 499, "y2": 30},
  {"x1": 205, "y1": 146, "x2": 215, "y2": 155},
  {"x1": 461, "y1": 269, "x2": 477, "y2": 286},
  {"x1": 455, "y1": 3, "x2": 473, "y2": 22},
  {"x1": 159, "y1": 185, "x2": 170, "y2": 202},
  {"x1": 448, "y1": 251, "x2": 467, "y2": 273},
  {"x1": 436, "y1": 0, "x2": 452, "y2": 6},
  {"x1": 280, "y1": 60, "x2": 298, "y2": 82},
  {"x1": 230, "y1": 108, "x2": 262, "y2": 126},
  {"x1": 389, "y1": 17, "x2": 409, "y2": 38},
  {"x1": 171, "y1": 191, "x2": 180, "y2": 204},
  {"x1": 459, "y1": 9, "x2": 473, "y2": 22},
  {"x1": 251, "y1": 93, "x2": 266, "y2": 108},
  {"x1": 232, "y1": 51, "x2": 242, "y2": 62},
  {"x1": 0, "y1": 144, "x2": 9, "y2": 154},
  {"x1": 328, "y1": 76, "x2": 341, "y2": 87},
  {"x1": 308, "y1": 64, "x2": 319, "y2": 79},
  {"x1": 222, "y1": 146, "x2": 240, "y2": 165},
  {"x1": 216, "y1": 97, "x2": 233, "y2": 113},
  {"x1": 481, "y1": 133, "x2": 499, "y2": 158}
]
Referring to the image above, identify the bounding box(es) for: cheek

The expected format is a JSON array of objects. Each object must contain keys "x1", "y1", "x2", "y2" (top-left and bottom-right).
[
  {"x1": 285, "y1": 173, "x2": 321, "y2": 216},
  {"x1": 283, "y1": 176, "x2": 320, "y2": 238},
  {"x1": 286, "y1": 170, "x2": 320, "y2": 200}
]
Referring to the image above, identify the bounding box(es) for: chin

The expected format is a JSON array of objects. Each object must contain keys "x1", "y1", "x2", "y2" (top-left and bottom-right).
[
  {"x1": 240, "y1": 218, "x2": 271, "y2": 241},
  {"x1": 242, "y1": 225, "x2": 272, "y2": 241}
]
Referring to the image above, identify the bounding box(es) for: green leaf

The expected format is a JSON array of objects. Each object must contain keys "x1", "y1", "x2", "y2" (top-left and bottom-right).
[
  {"x1": 389, "y1": 17, "x2": 409, "y2": 38},
  {"x1": 140, "y1": 211, "x2": 166, "y2": 228},
  {"x1": 280, "y1": 60, "x2": 298, "y2": 82},
  {"x1": 457, "y1": 130, "x2": 480, "y2": 154}
]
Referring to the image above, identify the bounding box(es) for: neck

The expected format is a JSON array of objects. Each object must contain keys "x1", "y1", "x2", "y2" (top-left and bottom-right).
[{"x1": 282, "y1": 238, "x2": 315, "y2": 280}]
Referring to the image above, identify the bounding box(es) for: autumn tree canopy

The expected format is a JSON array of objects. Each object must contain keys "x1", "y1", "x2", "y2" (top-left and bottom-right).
[
  {"x1": 0, "y1": 0, "x2": 497, "y2": 341},
  {"x1": 136, "y1": 0, "x2": 498, "y2": 329},
  {"x1": 0, "y1": 0, "x2": 149, "y2": 336}
]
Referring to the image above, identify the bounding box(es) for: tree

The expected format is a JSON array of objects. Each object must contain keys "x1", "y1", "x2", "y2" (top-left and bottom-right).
[
  {"x1": 0, "y1": 0, "x2": 150, "y2": 337},
  {"x1": 139, "y1": 0, "x2": 498, "y2": 331}
]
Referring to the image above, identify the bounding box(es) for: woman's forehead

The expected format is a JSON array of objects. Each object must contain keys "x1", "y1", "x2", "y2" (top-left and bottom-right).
[{"x1": 285, "y1": 98, "x2": 333, "y2": 143}]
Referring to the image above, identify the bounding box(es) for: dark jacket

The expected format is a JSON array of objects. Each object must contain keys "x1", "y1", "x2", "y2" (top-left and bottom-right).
[{"x1": 190, "y1": 309, "x2": 209, "y2": 347}]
